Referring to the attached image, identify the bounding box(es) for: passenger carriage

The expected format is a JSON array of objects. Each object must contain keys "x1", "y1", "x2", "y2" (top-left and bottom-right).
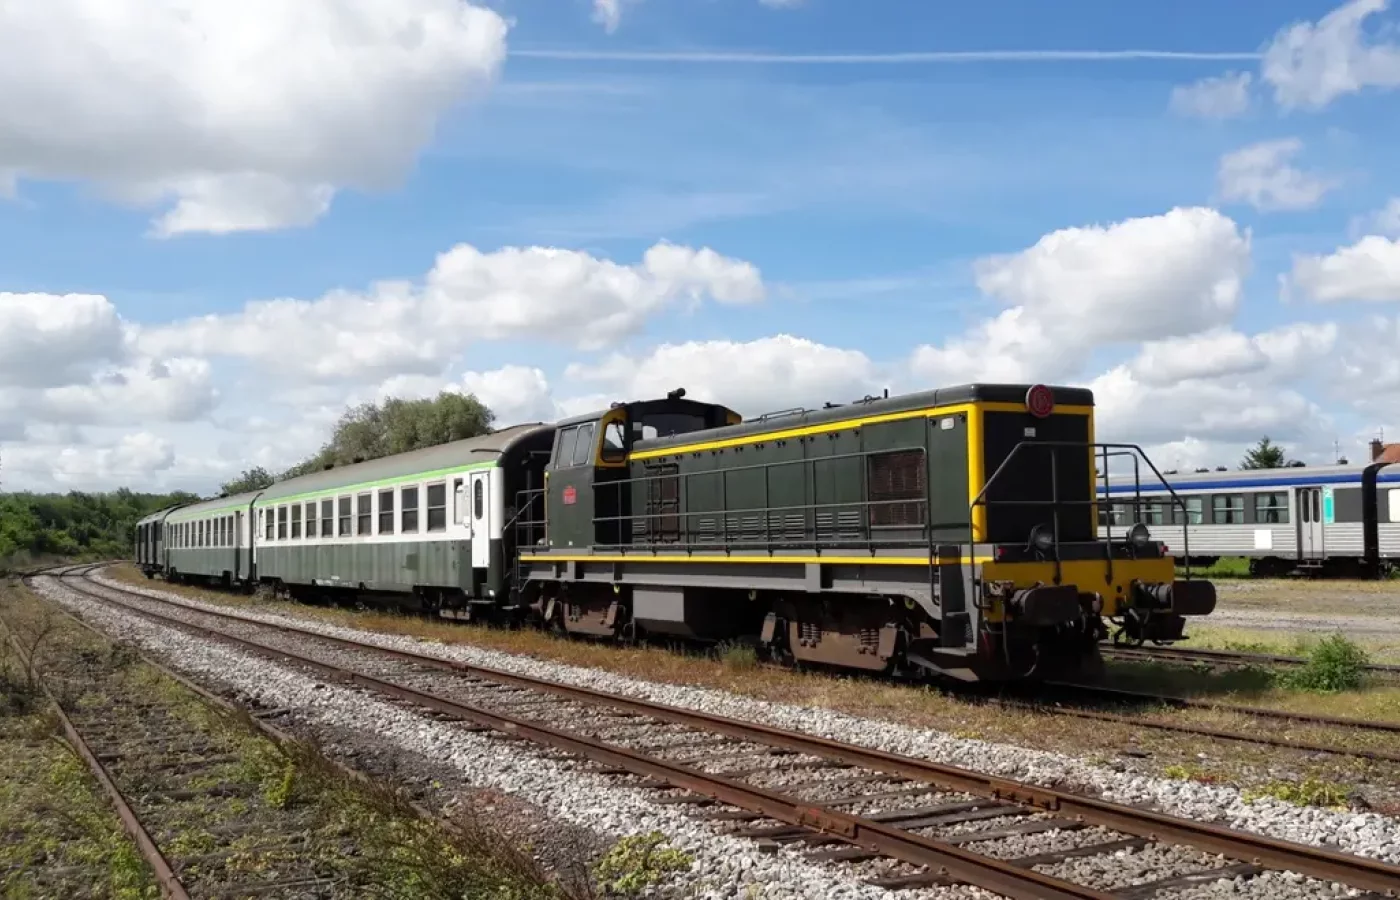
[
  {"x1": 162, "y1": 491, "x2": 261, "y2": 586},
  {"x1": 249, "y1": 423, "x2": 555, "y2": 609},
  {"x1": 1097, "y1": 463, "x2": 1400, "y2": 577}
]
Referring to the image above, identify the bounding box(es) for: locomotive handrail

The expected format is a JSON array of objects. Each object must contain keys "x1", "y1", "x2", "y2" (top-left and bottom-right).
[
  {"x1": 969, "y1": 440, "x2": 1193, "y2": 584},
  {"x1": 586, "y1": 444, "x2": 944, "y2": 554}
]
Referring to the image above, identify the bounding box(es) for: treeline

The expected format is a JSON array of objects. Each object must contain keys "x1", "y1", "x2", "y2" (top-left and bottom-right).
[
  {"x1": 0, "y1": 392, "x2": 495, "y2": 570},
  {"x1": 0, "y1": 488, "x2": 199, "y2": 572}
]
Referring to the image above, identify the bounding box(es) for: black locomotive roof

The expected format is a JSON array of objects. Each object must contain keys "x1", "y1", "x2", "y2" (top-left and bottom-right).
[{"x1": 632, "y1": 383, "x2": 1093, "y2": 454}]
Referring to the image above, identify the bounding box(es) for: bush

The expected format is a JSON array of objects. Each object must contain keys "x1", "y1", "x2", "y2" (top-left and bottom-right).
[
  {"x1": 717, "y1": 641, "x2": 758, "y2": 673},
  {"x1": 1279, "y1": 634, "x2": 1369, "y2": 693},
  {"x1": 592, "y1": 832, "x2": 692, "y2": 896}
]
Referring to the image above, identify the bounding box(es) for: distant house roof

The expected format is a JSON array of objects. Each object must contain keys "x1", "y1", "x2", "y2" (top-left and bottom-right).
[{"x1": 1373, "y1": 441, "x2": 1400, "y2": 464}]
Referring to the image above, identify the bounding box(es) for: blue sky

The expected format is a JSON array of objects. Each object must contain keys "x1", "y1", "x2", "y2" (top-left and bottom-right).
[{"x1": 2, "y1": 0, "x2": 1399, "y2": 491}]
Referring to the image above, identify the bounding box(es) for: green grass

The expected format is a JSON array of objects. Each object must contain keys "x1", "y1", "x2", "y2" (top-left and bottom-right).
[{"x1": 1176, "y1": 557, "x2": 1252, "y2": 579}]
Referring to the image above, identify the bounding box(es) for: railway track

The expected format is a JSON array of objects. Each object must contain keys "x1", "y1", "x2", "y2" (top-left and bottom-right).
[
  {"x1": 1011, "y1": 680, "x2": 1400, "y2": 764},
  {"x1": 1101, "y1": 644, "x2": 1400, "y2": 677},
  {"x1": 6, "y1": 568, "x2": 344, "y2": 899},
  {"x1": 42, "y1": 566, "x2": 1400, "y2": 899}
]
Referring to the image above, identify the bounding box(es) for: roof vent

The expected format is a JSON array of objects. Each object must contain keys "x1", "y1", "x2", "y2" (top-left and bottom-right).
[{"x1": 666, "y1": 387, "x2": 686, "y2": 400}]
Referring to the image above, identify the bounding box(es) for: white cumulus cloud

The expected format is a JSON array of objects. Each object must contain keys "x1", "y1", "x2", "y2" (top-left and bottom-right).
[
  {"x1": 139, "y1": 240, "x2": 766, "y2": 379},
  {"x1": 1216, "y1": 139, "x2": 1336, "y2": 211},
  {"x1": 912, "y1": 207, "x2": 1251, "y2": 384},
  {"x1": 0, "y1": 293, "x2": 129, "y2": 387},
  {"x1": 0, "y1": 0, "x2": 508, "y2": 235},
  {"x1": 564, "y1": 334, "x2": 882, "y2": 416},
  {"x1": 1262, "y1": 0, "x2": 1400, "y2": 110},
  {"x1": 1290, "y1": 235, "x2": 1400, "y2": 302}
]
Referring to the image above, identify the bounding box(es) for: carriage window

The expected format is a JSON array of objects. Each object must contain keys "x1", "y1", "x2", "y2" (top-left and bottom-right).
[
  {"x1": 305, "y1": 502, "x2": 317, "y2": 539},
  {"x1": 867, "y1": 450, "x2": 926, "y2": 527},
  {"x1": 219, "y1": 517, "x2": 227, "y2": 546},
  {"x1": 1211, "y1": 494, "x2": 1244, "y2": 524},
  {"x1": 1254, "y1": 492, "x2": 1289, "y2": 524},
  {"x1": 338, "y1": 496, "x2": 352, "y2": 536},
  {"x1": 320, "y1": 499, "x2": 334, "y2": 537},
  {"x1": 357, "y1": 493, "x2": 372, "y2": 535},
  {"x1": 601, "y1": 421, "x2": 626, "y2": 462},
  {"x1": 226, "y1": 516, "x2": 234, "y2": 546},
  {"x1": 1143, "y1": 501, "x2": 1167, "y2": 526},
  {"x1": 402, "y1": 486, "x2": 419, "y2": 533},
  {"x1": 571, "y1": 423, "x2": 596, "y2": 467},
  {"x1": 554, "y1": 427, "x2": 579, "y2": 468},
  {"x1": 1172, "y1": 496, "x2": 1205, "y2": 525},
  {"x1": 277, "y1": 506, "x2": 288, "y2": 540},
  {"x1": 378, "y1": 490, "x2": 395, "y2": 534},
  {"x1": 1389, "y1": 489, "x2": 1400, "y2": 524},
  {"x1": 474, "y1": 479, "x2": 484, "y2": 520},
  {"x1": 427, "y1": 483, "x2": 447, "y2": 532},
  {"x1": 454, "y1": 479, "x2": 466, "y2": 524},
  {"x1": 264, "y1": 510, "x2": 274, "y2": 541},
  {"x1": 291, "y1": 504, "x2": 302, "y2": 539}
]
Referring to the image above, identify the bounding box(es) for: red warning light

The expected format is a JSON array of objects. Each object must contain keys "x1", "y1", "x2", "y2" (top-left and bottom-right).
[{"x1": 1026, "y1": 384, "x2": 1055, "y2": 418}]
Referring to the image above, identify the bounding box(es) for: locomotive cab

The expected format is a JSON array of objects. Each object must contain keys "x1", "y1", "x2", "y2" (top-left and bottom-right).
[{"x1": 542, "y1": 392, "x2": 740, "y2": 552}]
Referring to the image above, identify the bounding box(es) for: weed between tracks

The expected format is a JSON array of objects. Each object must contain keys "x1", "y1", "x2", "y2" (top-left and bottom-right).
[
  {"x1": 2, "y1": 579, "x2": 570, "y2": 900},
  {"x1": 104, "y1": 565, "x2": 1400, "y2": 812}
]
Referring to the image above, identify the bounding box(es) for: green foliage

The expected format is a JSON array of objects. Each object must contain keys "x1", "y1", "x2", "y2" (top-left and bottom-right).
[
  {"x1": 282, "y1": 391, "x2": 494, "y2": 479},
  {"x1": 1240, "y1": 436, "x2": 1294, "y2": 469},
  {"x1": 1242, "y1": 776, "x2": 1352, "y2": 809},
  {"x1": 592, "y1": 831, "x2": 693, "y2": 896},
  {"x1": 220, "y1": 466, "x2": 275, "y2": 496},
  {"x1": 1278, "y1": 633, "x2": 1370, "y2": 692},
  {"x1": 0, "y1": 488, "x2": 195, "y2": 572}
]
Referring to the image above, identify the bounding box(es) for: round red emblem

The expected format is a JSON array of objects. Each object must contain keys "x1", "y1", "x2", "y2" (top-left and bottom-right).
[{"x1": 1025, "y1": 384, "x2": 1054, "y2": 418}]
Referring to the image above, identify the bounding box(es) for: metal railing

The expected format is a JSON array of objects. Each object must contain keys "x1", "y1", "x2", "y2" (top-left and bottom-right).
[
  {"x1": 970, "y1": 441, "x2": 1193, "y2": 585},
  {"x1": 510, "y1": 439, "x2": 1195, "y2": 595}
]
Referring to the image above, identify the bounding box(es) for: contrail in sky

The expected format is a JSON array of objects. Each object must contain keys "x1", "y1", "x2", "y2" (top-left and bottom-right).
[{"x1": 511, "y1": 48, "x2": 1262, "y2": 64}]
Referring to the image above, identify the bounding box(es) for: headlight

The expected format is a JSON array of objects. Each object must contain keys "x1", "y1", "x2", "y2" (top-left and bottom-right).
[
  {"x1": 1029, "y1": 523, "x2": 1055, "y2": 552},
  {"x1": 1128, "y1": 522, "x2": 1152, "y2": 548}
]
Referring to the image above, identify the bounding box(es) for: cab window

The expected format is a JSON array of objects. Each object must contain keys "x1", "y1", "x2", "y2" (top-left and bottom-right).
[
  {"x1": 555, "y1": 427, "x2": 579, "y2": 468},
  {"x1": 571, "y1": 422, "x2": 596, "y2": 466},
  {"x1": 601, "y1": 420, "x2": 626, "y2": 462}
]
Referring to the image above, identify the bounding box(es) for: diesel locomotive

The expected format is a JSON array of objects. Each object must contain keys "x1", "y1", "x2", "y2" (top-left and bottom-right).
[{"x1": 134, "y1": 382, "x2": 1216, "y2": 681}]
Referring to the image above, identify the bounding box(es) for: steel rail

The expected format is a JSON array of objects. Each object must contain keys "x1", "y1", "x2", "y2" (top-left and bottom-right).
[
  {"x1": 0, "y1": 605, "x2": 191, "y2": 900},
  {"x1": 1040, "y1": 681, "x2": 1400, "y2": 735},
  {"x1": 19, "y1": 578, "x2": 523, "y2": 880},
  {"x1": 1102, "y1": 643, "x2": 1400, "y2": 676},
  {"x1": 63, "y1": 571, "x2": 1400, "y2": 897},
  {"x1": 60, "y1": 576, "x2": 1113, "y2": 900}
]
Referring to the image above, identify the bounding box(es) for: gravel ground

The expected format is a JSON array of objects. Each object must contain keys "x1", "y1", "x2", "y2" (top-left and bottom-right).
[
  {"x1": 1205, "y1": 606, "x2": 1400, "y2": 637},
  {"x1": 37, "y1": 577, "x2": 1008, "y2": 900},
  {"x1": 83, "y1": 571, "x2": 1400, "y2": 871}
]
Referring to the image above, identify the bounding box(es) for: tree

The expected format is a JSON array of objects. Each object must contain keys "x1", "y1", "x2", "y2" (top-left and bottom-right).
[
  {"x1": 1241, "y1": 436, "x2": 1292, "y2": 469},
  {"x1": 283, "y1": 391, "x2": 494, "y2": 478},
  {"x1": 220, "y1": 466, "x2": 275, "y2": 496}
]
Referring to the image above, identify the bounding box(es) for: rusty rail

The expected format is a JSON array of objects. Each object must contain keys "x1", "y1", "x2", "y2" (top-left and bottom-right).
[
  {"x1": 0, "y1": 605, "x2": 190, "y2": 900},
  {"x1": 59, "y1": 570, "x2": 1400, "y2": 897},
  {"x1": 1101, "y1": 643, "x2": 1400, "y2": 677}
]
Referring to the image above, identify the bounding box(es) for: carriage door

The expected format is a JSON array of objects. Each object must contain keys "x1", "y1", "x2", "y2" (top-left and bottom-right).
[
  {"x1": 470, "y1": 471, "x2": 491, "y2": 569},
  {"x1": 1297, "y1": 487, "x2": 1324, "y2": 559},
  {"x1": 234, "y1": 511, "x2": 244, "y2": 578}
]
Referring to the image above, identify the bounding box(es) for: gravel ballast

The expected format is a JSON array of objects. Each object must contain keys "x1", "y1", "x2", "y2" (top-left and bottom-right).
[
  {"x1": 83, "y1": 570, "x2": 1400, "y2": 869},
  {"x1": 38, "y1": 577, "x2": 1007, "y2": 900}
]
